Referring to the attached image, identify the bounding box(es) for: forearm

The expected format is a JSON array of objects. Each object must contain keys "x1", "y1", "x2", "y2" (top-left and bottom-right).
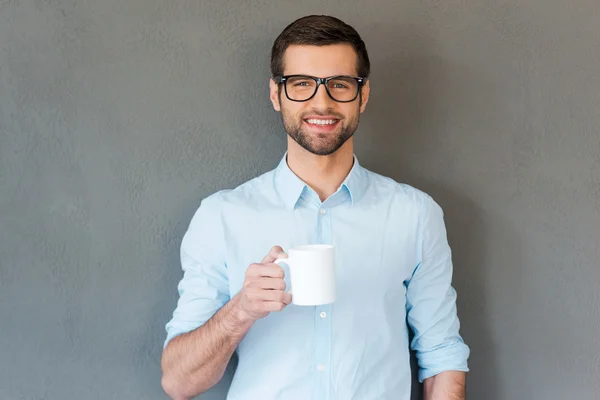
[
  {"x1": 423, "y1": 371, "x2": 466, "y2": 400},
  {"x1": 161, "y1": 295, "x2": 253, "y2": 399}
]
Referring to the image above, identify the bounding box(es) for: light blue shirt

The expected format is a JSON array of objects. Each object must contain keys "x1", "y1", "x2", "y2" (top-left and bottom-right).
[{"x1": 164, "y1": 153, "x2": 469, "y2": 400}]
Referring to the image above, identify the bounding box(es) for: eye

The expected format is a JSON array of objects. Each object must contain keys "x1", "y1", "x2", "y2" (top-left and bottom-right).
[
  {"x1": 294, "y1": 81, "x2": 312, "y2": 87},
  {"x1": 331, "y1": 83, "x2": 348, "y2": 89},
  {"x1": 287, "y1": 76, "x2": 315, "y2": 88},
  {"x1": 329, "y1": 78, "x2": 356, "y2": 90}
]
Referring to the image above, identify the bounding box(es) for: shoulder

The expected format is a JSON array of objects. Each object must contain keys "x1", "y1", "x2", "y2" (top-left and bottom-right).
[
  {"x1": 191, "y1": 168, "x2": 278, "y2": 216},
  {"x1": 218, "y1": 168, "x2": 278, "y2": 207},
  {"x1": 361, "y1": 167, "x2": 433, "y2": 210},
  {"x1": 361, "y1": 168, "x2": 445, "y2": 240}
]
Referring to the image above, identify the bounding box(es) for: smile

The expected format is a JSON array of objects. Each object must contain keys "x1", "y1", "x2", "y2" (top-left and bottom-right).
[{"x1": 305, "y1": 119, "x2": 338, "y2": 126}]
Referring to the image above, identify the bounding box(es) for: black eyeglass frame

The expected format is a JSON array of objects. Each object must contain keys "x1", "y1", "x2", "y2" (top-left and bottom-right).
[{"x1": 273, "y1": 75, "x2": 366, "y2": 103}]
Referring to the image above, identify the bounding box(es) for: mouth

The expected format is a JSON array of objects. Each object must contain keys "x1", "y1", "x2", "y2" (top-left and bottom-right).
[{"x1": 303, "y1": 117, "x2": 341, "y2": 132}]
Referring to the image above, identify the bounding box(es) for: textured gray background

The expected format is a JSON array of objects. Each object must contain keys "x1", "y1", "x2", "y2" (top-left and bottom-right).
[{"x1": 1, "y1": 0, "x2": 599, "y2": 399}]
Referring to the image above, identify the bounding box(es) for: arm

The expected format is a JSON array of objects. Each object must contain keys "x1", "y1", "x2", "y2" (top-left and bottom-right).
[
  {"x1": 161, "y1": 246, "x2": 291, "y2": 399},
  {"x1": 423, "y1": 370, "x2": 466, "y2": 400},
  {"x1": 160, "y1": 296, "x2": 253, "y2": 399},
  {"x1": 160, "y1": 195, "x2": 291, "y2": 399},
  {"x1": 405, "y1": 195, "x2": 470, "y2": 392}
]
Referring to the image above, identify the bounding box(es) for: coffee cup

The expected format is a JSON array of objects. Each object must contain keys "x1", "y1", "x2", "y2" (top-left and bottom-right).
[{"x1": 275, "y1": 244, "x2": 336, "y2": 306}]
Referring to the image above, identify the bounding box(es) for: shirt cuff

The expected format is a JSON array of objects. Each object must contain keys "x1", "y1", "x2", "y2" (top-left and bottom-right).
[{"x1": 417, "y1": 340, "x2": 470, "y2": 383}]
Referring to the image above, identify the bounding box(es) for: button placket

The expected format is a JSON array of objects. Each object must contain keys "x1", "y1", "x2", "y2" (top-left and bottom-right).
[{"x1": 313, "y1": 203, "x2": 332, "y2": 399}]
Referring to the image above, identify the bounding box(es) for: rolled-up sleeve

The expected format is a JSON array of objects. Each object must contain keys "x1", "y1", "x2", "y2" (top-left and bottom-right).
[
  {"x1": 163, "y1": 192, "x2": 230, "y2": 348},
  {"x1": 405, "y1": 195, "x2": 470, "y2": 382}
]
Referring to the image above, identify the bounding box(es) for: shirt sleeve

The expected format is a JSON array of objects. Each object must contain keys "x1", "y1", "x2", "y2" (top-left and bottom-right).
[
  {"x1": 405, "y1": 194, "x2": 470, "y2": 382},
  {"x1": 163, "y1": 192, "x2": 230, "y2": 348}
]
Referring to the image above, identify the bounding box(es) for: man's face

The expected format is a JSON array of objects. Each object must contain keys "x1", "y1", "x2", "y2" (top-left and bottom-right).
[{"x1": 269, "y1": 44, "x2": 370, "y2": 156}]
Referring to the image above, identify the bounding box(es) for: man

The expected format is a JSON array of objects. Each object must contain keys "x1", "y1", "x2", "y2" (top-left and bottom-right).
[{"x1": 161, "y1": 15, "x2": 469, "y2": 400}]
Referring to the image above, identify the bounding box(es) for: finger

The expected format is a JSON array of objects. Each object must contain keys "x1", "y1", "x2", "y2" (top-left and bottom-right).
[
  {"x1": 247, "y1": 263, "x2": 285, "y2": 279},
  {"x1": 281, "y1": 291, "x2": 292, "y2": 305},
  {"x1": 263, "y1": 301, "x2": 287, "y2": 312},
  {"x1": 261, "y1": 246, "x2": 287, "y2": 264},
  {"x1": 259, "y1": 289, "x2": 292, "y2": 304},
  {"x1": 248, "y1": 277, "x2": 286, "y2": 291}
]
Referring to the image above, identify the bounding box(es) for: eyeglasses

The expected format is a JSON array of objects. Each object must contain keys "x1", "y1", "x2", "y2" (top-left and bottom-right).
[{"x1": 274, "y1": 75, "x2": 365, "y2": 103}]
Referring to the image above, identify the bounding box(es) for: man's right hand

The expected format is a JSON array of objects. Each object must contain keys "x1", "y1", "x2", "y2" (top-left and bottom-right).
[{"x1": 232, "y1": 246, "x2": 292, "y2": 323}]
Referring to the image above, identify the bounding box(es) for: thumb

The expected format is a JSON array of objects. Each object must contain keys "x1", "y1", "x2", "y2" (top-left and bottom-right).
[{"x1": 262, "y1": 245, "x2": 287, "y2": 264}]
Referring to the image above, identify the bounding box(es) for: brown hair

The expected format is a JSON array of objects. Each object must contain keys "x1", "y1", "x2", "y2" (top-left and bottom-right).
[{"x1": 270, "y1": 15, "x2": 370, "y2": 78}]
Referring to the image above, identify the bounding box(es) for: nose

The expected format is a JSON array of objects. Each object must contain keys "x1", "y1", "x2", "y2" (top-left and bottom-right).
[{"x1": 310, "y1": 83, "x2": 335, "y2": 109}]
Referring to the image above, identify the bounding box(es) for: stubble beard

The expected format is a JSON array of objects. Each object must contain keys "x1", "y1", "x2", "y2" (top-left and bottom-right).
[{"x1": 280, "y1": 107, "x2": 360, "y2": 156}]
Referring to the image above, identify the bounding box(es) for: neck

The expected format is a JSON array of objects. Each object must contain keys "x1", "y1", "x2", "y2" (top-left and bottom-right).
[{"x1": 286, "y1": 138, "x2": 354, "y2": 202}]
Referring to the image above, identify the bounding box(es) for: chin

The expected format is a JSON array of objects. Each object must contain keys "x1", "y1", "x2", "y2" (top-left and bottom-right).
[
  {"x1": 303, "y1": 140, "x2": 346, "y2": 156},
  {"x1": 306, "y1": 148, "x2": 338, "y2": 156}
]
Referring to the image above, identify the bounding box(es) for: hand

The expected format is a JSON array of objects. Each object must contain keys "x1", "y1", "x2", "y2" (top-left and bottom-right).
[{"x1": 233, "y1": 246, "x2": 292, "y2": 323}]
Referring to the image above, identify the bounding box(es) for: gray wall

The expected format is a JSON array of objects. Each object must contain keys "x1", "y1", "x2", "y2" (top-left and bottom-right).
[{"x1": 1, "y1": 1, "x2": 598, "y2": 399}]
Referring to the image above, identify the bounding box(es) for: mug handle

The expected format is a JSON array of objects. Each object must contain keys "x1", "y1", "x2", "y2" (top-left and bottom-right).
[{"x1": 274, "y1": 258, "x2": 293, "y2": 295}]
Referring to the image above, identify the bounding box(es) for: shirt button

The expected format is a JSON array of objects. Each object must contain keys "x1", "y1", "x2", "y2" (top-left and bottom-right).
[
  {"x1": 319, "y1": 208, "x2": 326, "y2": 215},
  {"x1": 319, "y1": 311, "x2": 327, "y2": 318},
  {"x1": 317, "y1": 364, "x2": 326, "y2": 372}
]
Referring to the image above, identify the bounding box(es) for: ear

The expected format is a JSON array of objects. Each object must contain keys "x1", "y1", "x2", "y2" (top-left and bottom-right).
[
  {"x1": 269, "y1": 78, "x2": 281, "y2": 112},
  {"x1": 359, "y1": 79, "x2": 370, "y2": 113}
]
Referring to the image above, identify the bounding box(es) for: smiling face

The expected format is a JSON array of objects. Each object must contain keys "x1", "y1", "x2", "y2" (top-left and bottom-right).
[{"x1": 269, "y1": 44, "x2": 370, "y2": 156}]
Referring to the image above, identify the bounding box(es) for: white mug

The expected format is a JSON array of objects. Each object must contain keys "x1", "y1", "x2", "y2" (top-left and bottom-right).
[{"x1": 275, "y1": 244, "x2": 336, "y2": 306}]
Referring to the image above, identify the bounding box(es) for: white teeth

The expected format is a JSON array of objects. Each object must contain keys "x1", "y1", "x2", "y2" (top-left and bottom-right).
[{"x1": 307, "y1": 119, "x2": 337, "y2": 125}]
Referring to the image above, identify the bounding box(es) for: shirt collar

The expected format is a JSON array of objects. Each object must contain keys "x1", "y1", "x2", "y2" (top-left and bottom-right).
[{"x1": 274, "y1": 152, "x2": 369, "y2": 209}]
